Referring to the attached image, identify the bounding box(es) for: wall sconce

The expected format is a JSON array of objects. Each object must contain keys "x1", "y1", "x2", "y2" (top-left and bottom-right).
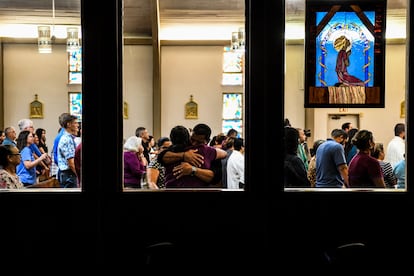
[
  {"x1": 38, "y1": 26, "x2": 52, "y2": 54},
  {"x1": 67, "y1": 27, "x2": 81, "y2": 52}
]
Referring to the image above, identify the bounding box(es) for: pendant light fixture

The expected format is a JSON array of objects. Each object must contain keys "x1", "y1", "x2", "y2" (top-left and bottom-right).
[
  {"x1": 38, "y1": 0, "x2": 55, "y2": 54},
  {"x1": 230, "y1": 27, "x2": 245, "y2": 52},
  {"x1": 67, "y1": 27, "x2": 81, "y2": 52},
  {"x1": 38, "y1": 26, "x2": 52, "y2": 53}
]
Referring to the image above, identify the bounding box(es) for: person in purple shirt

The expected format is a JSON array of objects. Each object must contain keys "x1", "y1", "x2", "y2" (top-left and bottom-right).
[
  {"x1": 348, "y1": 130, "x2": 385, "y2": 188},
  {"x1": 159, "y1": 124, "x2": 226, "y2": 188},
  {"x1": 123, "y1": 136, "x2": 148, "y2": 188}
]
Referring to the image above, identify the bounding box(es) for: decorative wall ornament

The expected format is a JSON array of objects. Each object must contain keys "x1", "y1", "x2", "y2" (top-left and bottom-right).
[
  {"x1": 123, "y1": 101, "x2": 129, "y2": 119},
  {"x1": 400, "y1": 100, "x2": 405, "y2": 118},
  {"x1": 185, "y1": 95, "x2": 198, "y2": 119},
  {"x1": 30, "y1": 94, "x2": 44, "y2": 119}
]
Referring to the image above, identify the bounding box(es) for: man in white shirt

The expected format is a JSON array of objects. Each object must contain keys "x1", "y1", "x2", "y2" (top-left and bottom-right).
[
  {"x1": 385, "y1": 123, "x2": 405, "y2": 169},
  {"x1": 227, "y1": 138, "x2": 244, "y2": 189}
]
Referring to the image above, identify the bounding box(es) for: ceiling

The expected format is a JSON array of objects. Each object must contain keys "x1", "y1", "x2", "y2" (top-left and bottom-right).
[{"x1": 0, "y1": 0, "x2": 407, "y2": 39}]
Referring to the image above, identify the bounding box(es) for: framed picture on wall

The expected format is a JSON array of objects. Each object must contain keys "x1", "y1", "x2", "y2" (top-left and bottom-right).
[
  {"x1": 68, "y1": 92, "x2": 82, "y2": 122},
  {"x1": 304, "y1": 0, "x2": 386, "y2": 108}
]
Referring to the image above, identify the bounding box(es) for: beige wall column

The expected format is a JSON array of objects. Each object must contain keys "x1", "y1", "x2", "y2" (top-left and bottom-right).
[
  {"x1": 151, "y1": 0, "x2": 161, "y2": 138},
  {"x1": 0, "y1": 42, "x2": 3, "y2": 129}
]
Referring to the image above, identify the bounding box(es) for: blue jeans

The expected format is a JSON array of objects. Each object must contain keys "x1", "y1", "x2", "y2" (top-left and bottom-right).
[{"x1": 59, "y1": 170, "x2": 77, "y2": 188}]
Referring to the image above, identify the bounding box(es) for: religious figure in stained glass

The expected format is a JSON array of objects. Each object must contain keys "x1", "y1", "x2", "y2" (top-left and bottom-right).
[{"x1": 305, "y1": 1, "x2": 386, "y2": 107}]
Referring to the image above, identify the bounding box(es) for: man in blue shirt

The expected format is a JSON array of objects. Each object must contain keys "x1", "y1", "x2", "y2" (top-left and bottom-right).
[
  {"x1": 51, "y1": 113, "x2": 70, "y2": 179},
  {"x1": 315, "y1": 129, "x2": 349, "y2": 188}
]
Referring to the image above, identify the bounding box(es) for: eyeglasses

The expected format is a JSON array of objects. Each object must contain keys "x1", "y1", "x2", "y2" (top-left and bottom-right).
[{"x1": 9, "y1": 153, "x2": 21, "y2": 157}]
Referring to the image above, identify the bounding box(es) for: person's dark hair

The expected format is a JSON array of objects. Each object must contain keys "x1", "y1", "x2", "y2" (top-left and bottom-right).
[
  {"x1": 394, "y1": 123, "x2": 405, "y2": 136},
  {"x1": 169, "y1": 126, "x2": 190, "y2": 150},
  {"x1": 35, "y1": 128, "x2": 45, "y2": 140},
  {"x1": 310, "y1": 139, "x2": 325, "y2": 157},
  {"x1": 351, "y1": 130, "x2": 374, "y2": 150},
  {"x1": 344, "y1": 128, "x2": 358, "y2": 156},
  {"x1": 331, "y1": 129, "x2": 348, "y2": 140},
  {"x1": 341, "y1": 122, "x2": 351, "y2": 130},
  {"x1": 193, "y1": 123, "x2": 212, "y2": 142},
  {"x1": 61, "y1": 113, "x2": 78, "y2": 128},
  {"x1": 233, "y1": 138, "x2": 244, "y2": 151},
  {"x1": 284, "y1": 126, "x2": 299, "y2": 156},
  {"x1": 226, "y1": 128, "x2": 238, "y2": 138},
  {"x1": 0, "y1": 145, "x2": 15, "y2": 167},
  {"x1": 208, "y1": 136, "x2": 217, "y2": 146},
  {"x1": 157, "y1": 136, "x2": 170, "y2": 148},
  {"x1": 16, "y1": 130, "x2": 31, "y2": 151},
  {"x1": 284, "y1": 118, "x2": 291, "y2": 127}
]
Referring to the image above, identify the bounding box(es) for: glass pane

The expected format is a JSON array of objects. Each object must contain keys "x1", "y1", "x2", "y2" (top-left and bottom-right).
[
  {"x1": 222, "y1": 120, "x2": 243, "y2": 137},
  {"x1": 0, "y1": 0, "x2": 81, "y2": 190},
  {"x1": 122, "y1": 0, "x2": 245, "y2": 190},
  {"x1": 284, "y1": 0, "x2": 407, "y2": 191},
  {"x1": 222, "y1": 93, "x2": 243, "y2": 119}
]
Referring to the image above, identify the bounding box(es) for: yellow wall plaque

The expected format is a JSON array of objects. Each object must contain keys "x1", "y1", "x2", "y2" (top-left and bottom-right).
[
  {"x1": 185, "y1": 95, "x2": 198, "y2": 119},
  {"x1": 30, "y1": 94, "x2": 44, "y2": 119}
]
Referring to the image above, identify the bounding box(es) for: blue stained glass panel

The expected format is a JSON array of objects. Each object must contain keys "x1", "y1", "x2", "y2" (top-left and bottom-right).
[{"x1": 315, "y1": 11, "x2": 375, "y2": 87}]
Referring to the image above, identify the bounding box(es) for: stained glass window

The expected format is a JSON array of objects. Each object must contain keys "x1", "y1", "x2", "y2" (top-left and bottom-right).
[
  {"x1": 305, "y1": 1, "x2": 386, "y2": 107},
  {"x1": 222, "y1": 47, "x2": 243, "y2": 85},
  {"x1": 68, "y1": 48, "x2": 82, "y2": 84},
  {"x1": 222, "y1": 93, "x2": 243, "y2": 137}
]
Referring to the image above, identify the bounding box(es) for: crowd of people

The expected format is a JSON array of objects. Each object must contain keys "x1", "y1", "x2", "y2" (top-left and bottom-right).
[
  {"x1": 123, "y1": 124, "x2": 244, "y2": 189},
  {"x1": 1, "y1": 114, "x2": 406, "y2": 190},
  {"x1": 1, "y1": 114, "x2": 245, "y2": 190},
  {"x1": 284, "y1": 119, "x2": 406, "y2": 189},
  {"x1": 0, "y1": 113, "x2": 81, "y2": 189}
]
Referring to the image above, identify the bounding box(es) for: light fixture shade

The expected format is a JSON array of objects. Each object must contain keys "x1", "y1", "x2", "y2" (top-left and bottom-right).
[
  {"x1": 238, "y1": 27, "x2": 245, "y2": 50},
  {"x1": 231, "y1": 32, "x2": 239, "y2": 50},
  {"x1": 230, "y1": 27, "x2": 245, "y2": 52},
  {"x1": 38, "y1": 26, "x2": 52, "y2": 54},
  {"x1": 67, "y1": 27, "x2": 81, "y2": 52}
]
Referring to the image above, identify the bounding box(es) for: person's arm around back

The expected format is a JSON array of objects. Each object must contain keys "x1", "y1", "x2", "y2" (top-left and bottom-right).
[{"x1": 159, "y1": 149, "x2": 204, "y2": 167}]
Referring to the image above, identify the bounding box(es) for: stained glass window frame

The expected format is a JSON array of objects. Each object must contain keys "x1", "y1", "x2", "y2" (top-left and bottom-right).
[{"x1": 304, "y1": 0, "x2": 386, "y2": 108}]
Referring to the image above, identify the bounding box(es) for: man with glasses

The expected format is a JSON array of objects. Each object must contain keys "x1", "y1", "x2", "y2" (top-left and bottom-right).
[
  {"x1": 57, "y1": 114, "x2": 79, "y2": 188},
  {"x1": 315, "y1": 128, "x2": 349, "y2": 188},
  {"x1": 2, "y1": 126, "x2": 17, "y2": 147}
]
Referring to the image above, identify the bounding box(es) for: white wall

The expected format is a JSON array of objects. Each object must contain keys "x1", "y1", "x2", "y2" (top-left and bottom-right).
[
  {"x1": 3, "y1": 44, "x2": 81, "y2": 144},
  {"x1": 122, "y1": 45, "x2": 153, "y2": 140},
  {"x1": 161, "y1": 46, "x2": 243, "y2": 138},
  {"x1": 123, "y1": 45, "x2": 243, "y2": 140}
]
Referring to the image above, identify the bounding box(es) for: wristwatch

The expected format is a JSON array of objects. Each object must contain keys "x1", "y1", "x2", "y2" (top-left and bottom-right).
[{"x1": 191, "y1": 166, "x2": 197, "y2": 176}]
